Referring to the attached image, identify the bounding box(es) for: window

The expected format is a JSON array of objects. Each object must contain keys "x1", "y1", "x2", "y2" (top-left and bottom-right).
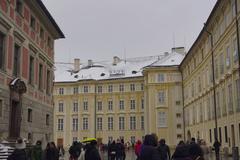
[
  {"x1": 83, "y1": 101, "x2": 88, "y2": 111},
  {"x1": 216, "y1": 92, "x2": 221, "y2": 118},
  {"x1": 97, "y1": 86, "x2": 102, "y2": 93},
  {"x1": 30, "y1": 16, "x2": 36, "y2": 30},
  {"x1": 38, "y1": 64, "x2": 43, "y2": 90},
  {"x1": 130, "y1": 116, "x2": 136, "y2": 130},
  {"x1": 228, "y1": 84, "x2": 233, "y2": 114},
  {"x1": 130, "y1": 99, "x2": 135, "y2": 110},
  {"x1": 225, "y1": 126, "x2": 228, "y2": 143},
  {"x1": 236, "y1": 79, "x2": 240, "y2": 112},
  {"x1": 27, "y1": 109, "x2": 32, "y2": 122},
  {"x1": 158, "y1": 112, "x2": 167, "y2": 128},
  {"x1": 97, "y1": 101, "x2": 102, "y2": 111},
  {"x1": 141, "y1": 98, "x2": 144, "y2": 109},
  {"x1": 157, "y1": 74, "x2": 164, "y2": 82},
  {"x1": 16, "y1": 0, "x2": 23, "y2": 14},
  {"x1": 73, "y1": 101, "x2": 78, "y2": 112},
  {"x1": 158, "y1": 91, "x2": 165, "y2": 104},
  {"x1": 108, "y1": 117, "x2": 113, "y2": 130},
  {"x1": 83, "y1": 86, "x2": 88, "y2": 93},
  {"x1": 226, "y1": 46, "x2": 231, "y2": 69},
  {"x1": 0, "y1": 32, "x2": 5, "y2": 70},
  {"x1": 119, "y1": 117, "x2": 125, "y2": 130},
  {"x1": 13, "y1": 44, "x2": 21, "y2": 77},
  {"x1": 233, "y1": 39, "x2": 238, "y2": 63},
  {"x1": 0, "y1": 99, "x2": 2, "y2": 117},
  {"x1": 177, "y1": 134, "x2": 182, "y2": 139},
  {"x1": 177, "y1": 124, "x2": 182, "y2": 129},
  {"x1": 40, "y1": 27, "x2": 44, "y2": 39},
  {"x1": 130, "y1": 84, "x2": 135, "y2": 91},
  {"x1": 47, "y1": 37, "x2": 52, "y2": 48},
  {"x1": 108, "y1": 100, "x2": 113, "y2": 111},
  {"x1": 46, "y1": 70, "x2": 51, "y2": 94},
  {"x1": 59, "y1": 88, "x2": 64, "y2": 95},
  {"x1": 141, "y1": 116, "x2": 144, "y2": 130},
  {"x1": 119, "y1": 84, "x2": 124, "y2": 92},
  {"x1": 97, "y1": 117, "x2": 102, "y2": 131},
  {"x1": 73, "y1": 87, "x2": 78, "y2": 94},
  {"x1": 222, "y1": 88, "x2": 227, "y2": 116},
  {"x1": 209, "y1": 129, "x2": 212, "y2": 143},
  {"x1": 176, "y1": 113, "x2": 181, "y2": 118},
  {"x1": 219, "y1": 127, "x2": 222, "y2": 143},
  {"x1": 220, "y1": 53, "x2": 224, "y2": 74},
  {"x1": 108, "y1": 85, "x2": 113, "y2": 92},
  {"x1": 58, "y1": 118, "x2": 64, "y2": 131},
  {"x1": 141, "y1": 83, "x2": 144, "y2": 90},
  {"x1": 29, "y1": 57, "x2": 34, "y2": 83},
  {"x1": 83, "y1": 117, "x2": 88, "y2": 130},
  {"x1": 58, "y1": 101, "x2": 64, "y2": 112},
  {"x1": 72, "y1": 118, "x2": 78, "y2": 131},
  {"x1": 46, "y1": 114, "x2": 49, "y2": 126},
  {"x1": 119, "y1": 100, "x2": 124, "y2": 110}
]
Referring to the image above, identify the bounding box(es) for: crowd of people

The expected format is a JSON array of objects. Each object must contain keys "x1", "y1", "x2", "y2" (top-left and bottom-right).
[
  {"x1": 7, "y1": 138, "x2": 64, "y2": 160},
  {"x1": 6, "y1": 134, "x2": 222, "y2": 160}
]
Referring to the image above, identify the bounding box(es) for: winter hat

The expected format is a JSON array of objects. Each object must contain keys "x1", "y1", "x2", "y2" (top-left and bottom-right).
[{"x1": 15, "y1": 138, "x2": 26, "y2": 149}]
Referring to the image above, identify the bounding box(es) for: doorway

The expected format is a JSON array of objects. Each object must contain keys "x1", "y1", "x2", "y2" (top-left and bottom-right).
[
  {"x1": 9, "y1": 100, "x2": 20, "y2": 138},
  {"x1": 231, "y1": 124, "x2": 235, "y2": 147},
  {"x1": 57, "y1": 138, "x2": 64, "y2": 147}
]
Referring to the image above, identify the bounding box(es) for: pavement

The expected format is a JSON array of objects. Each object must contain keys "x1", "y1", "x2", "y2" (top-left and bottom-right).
[{"x1": 61, "y1": 149, "x2": 235, "y2": 160}]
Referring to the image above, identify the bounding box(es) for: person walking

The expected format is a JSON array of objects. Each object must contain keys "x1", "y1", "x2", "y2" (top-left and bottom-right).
[
  {"x1": 157, "y1": 139, "x2": 170, "y2": 160},
  {"x1": 139, "y1": 134, "x2": 160, "y2": 160},
  {"x1": 69, "y1": 141, "x2": 81, "y2": 160},
  {"x1": 7, "y1": 138, "x2": 27, "y2": 160},
  {"x1": 172, "y1": 141, "x2": 191, "y2": 160},
  {"x1": 84, "y1": 139, "x2": 101, "y2": 160},
  {"x1": 31, "y1": 140, "x2": 43, "y2": 160},
  {"x1": 116, "y1": 139, "x2": 124, "y2": 160},
  {"x1": 134, "y1": 140, "x2": 142, "y2": 160},
  {"x1": 213, "y1": 139, "x2": 221, "y2": 160},
  {"x1": 44, "y1": 142, "x2": 59, "y2": 160},
  {"x1": 109, "y1": 140, "x2": 117, "y2": 160},
  {"x1": 121, "y1": 139, "x2": 126, "y2": 160}
]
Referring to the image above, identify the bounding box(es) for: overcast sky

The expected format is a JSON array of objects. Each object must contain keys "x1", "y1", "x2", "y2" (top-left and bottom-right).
[{"x1": 42, "y1": 0, "x2": 217, "y2": 63}]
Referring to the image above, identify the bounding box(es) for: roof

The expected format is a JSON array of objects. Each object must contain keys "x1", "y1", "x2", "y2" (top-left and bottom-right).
[
  {"x1": 36, "y1": 0, "x2": 65, "y2": 38},
  {"x1": 54, "y1": 51, "x2": 185, "y2": 83}
]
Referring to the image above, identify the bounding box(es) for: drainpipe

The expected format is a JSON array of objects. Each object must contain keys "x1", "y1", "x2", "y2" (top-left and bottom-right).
[
  {"x1": 180, "y1": 69, "x2": 186, "y2": 141},
  {"x1": 204, "y1": 24, "x2": 218, "y2": 141}
]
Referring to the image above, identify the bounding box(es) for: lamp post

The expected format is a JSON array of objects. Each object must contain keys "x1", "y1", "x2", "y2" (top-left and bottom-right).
[{"x1": 204, "y1": 24, "x2": 218, "y2": 142}]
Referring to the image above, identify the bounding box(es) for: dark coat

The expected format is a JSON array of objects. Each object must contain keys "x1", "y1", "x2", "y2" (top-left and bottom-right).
[
  {"x1": 157, "y1": 144, "x2": 170, "y2": 160},
  {"x1": 84, "y1": 144, "x2": 101, "y2": 160},
  {"x1": 31, "y1": 145, "x2": 43, "y2": 160},
  {"x1": 172, "y1": 145, "x2": 191, "y2": 160},
  {"x1": 116, "y1": 142, "x2": 125, "y2": 157},
  {"x1": 45, "y1": 148, "x2": 59, "y2": 160},
  {"x1": 7, "y1": 149, "x2": 27, "y2": 160},
  {"x1": 69, "y1": 142, "x2": 81, "y2": 158},
  {"x1": 139, "y1": 145, "x2": 161, "y2": 160}
]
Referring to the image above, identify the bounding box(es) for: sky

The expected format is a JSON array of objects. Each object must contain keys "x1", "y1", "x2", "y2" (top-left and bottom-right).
[{"x1": 41, "y1": 0, "x2": 217, "y2": 63}]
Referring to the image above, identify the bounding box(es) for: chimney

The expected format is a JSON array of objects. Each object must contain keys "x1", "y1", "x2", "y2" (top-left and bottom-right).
[
  {"x1": 172, "y1": 47, "x2": 185, "y2": 55},
  {"x1": 113, "y1": 56, "x2": 121, "y2": 65},
  {"x1": 74, "y1": 58, "x2": 80, "y2": 72},
  {"x1": 88, "y1": 59, "x2": 93, "y2": 67}
]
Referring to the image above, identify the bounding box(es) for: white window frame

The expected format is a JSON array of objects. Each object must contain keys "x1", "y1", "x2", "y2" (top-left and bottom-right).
[
  {"x1": 58, "y1": 101, "x2": 64, "y2": 112},
  {"x1": 158, "y1": 91, "x2": 165, "y2": 104},
  {"x1": 157, "y1": 73, "x2": 165, "y2": 82},
  {"x1": 130, "y1": 116, "x2": 136, "y2": 130},
  {"x1": 83, "y1": 117, "x2": 88, "y2": 130},
  {"x1": 108, "y1": 117, "x2": 113, "y2": 130},
  {"x1": 157, "y1": 112, "x2": 167, "y2": 128},
  {"x1": 97, "y1": 117, "x2": 103, "y2": 131},
  {"x1": 58, "y1": 118, "x2": 64, "y2": 131},
  {"x1": 72, "y1": 118, "x2": 78, "y2": 131},
  {"x1": 119, "y1": 117, "x2": 125, "y2": 130}
]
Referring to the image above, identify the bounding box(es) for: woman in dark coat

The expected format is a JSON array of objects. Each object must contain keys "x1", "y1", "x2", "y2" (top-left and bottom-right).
[
  {"x1": 8, "y1": 138, "x2": 27, "y2": 160},
  {"x1": 109, "y1": 140, "x2": 117, "y2": 160},
  {"x1": 44, "y1": 142, "x2": 59, "y2": 160},
  {"x1": 139, "y1": 134, "x2": 161, "y2": 160},
  {"x1": 84, "y1": 140, "x2": 101, "y2": 160}
]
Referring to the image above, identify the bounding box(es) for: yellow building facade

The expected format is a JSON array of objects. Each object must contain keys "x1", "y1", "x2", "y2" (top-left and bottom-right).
[
  {"x1": 53, "y1": 51, "x2": 185, "y2": 148},
  {"x1": 180, "y1": 0, "x2": 240, "y2": 153}
]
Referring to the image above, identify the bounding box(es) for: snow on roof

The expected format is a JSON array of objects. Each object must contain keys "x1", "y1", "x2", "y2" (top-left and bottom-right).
[{"x1": 54, "y1": 52, "x2": 185, "y2": 82}]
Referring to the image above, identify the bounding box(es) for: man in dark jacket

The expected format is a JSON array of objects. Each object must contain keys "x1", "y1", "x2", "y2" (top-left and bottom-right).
[
  {"x1": 157, "y1": 139, "x2": 170, "y2": 160},
  {"x1": 213, "y1": 139, "x2": 221, "y2": 160},
  {"x1": 139, "y1": 134, "x2": 161, "y2": 160},
  {"x1": 31, "y1": 140, "x2": 42, "y2": 160},
  {"x1": 116, "y1": 139, "x2": 124, "y2": 160},
  {"x1": 8, "y1": 138, "x2": 27, "y2": 160},
  {"x1": 84, "y1": 140, "x2": 101, "y2": 160},
  {"x1": 69, "y1": 141, "x2": 81, "y2": 160}
]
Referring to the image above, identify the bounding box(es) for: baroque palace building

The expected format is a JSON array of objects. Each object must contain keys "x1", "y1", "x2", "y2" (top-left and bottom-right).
[
  {"x1": 180, "y1": 0, "x2": 240, "y2": 152},
  {"x1": 0, "y1": 0, "x2": 64, "y2": 145},
  {"x1": 53, "y1": 48, "x2": 185, "y2": 148},
  {"x1": 54, "y1": 0, "x2": 240, "y2": 153}
]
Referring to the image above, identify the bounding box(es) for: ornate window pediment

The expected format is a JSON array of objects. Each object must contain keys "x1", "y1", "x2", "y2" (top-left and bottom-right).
[{"x1": 9, "y1": 78, "x2": 27, "y2": 94}]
